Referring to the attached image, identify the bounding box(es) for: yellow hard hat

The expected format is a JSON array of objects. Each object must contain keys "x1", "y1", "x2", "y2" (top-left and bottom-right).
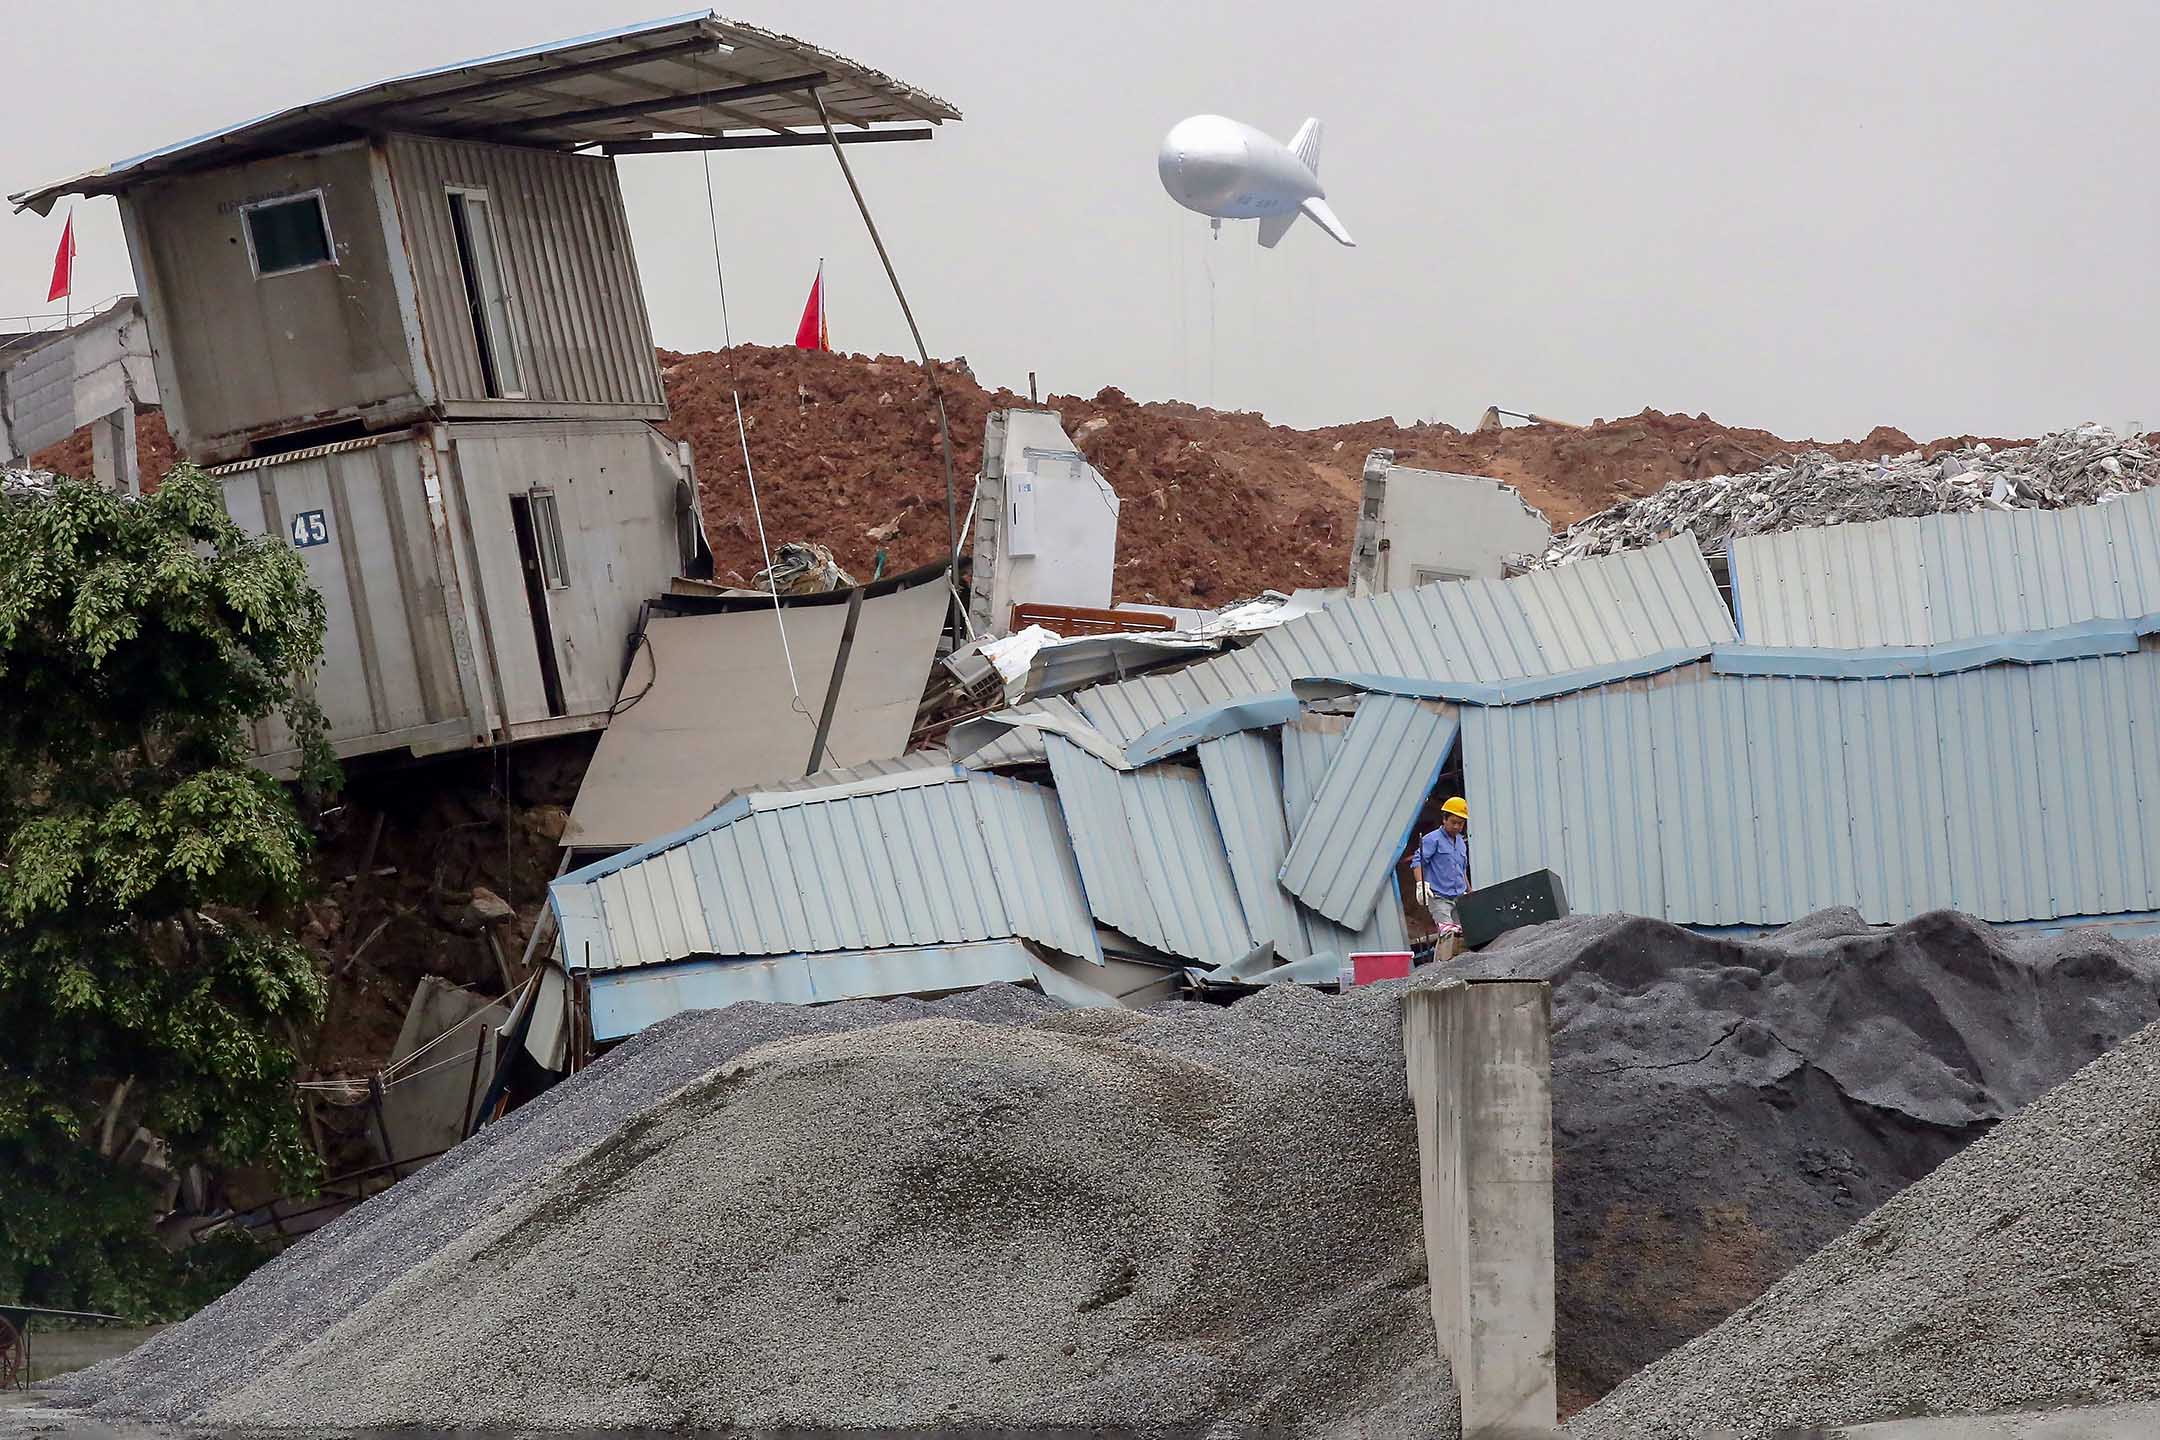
[{"x1": 1441, "y1": 796, "x2": 1469, "y2": 821}]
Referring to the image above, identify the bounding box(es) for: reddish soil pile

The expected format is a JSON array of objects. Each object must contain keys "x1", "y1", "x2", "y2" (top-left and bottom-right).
[
  {"x1": 32, "y1": 345, "x2": 2004, "y2": 607},
  {"x1": 30, "y1": 407, "x2": 180, "y2": 492},
  {"x1": 662, "y1": 345, "x2": 1991, "y2": 606}
]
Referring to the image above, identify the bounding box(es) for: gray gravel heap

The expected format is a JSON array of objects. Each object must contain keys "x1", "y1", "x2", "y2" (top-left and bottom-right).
[
  {"x1": 1566, "y1": 1013, "x2": 2160, "y2": 1438},
  {"x1": 1443, "y1": 908, "x2": 2160, "y2": 1410},
  {"x1": 1538, "y1": 423, "x2": 2159, "y2": 564},
  {"x1": 63, "y1": 982, "x2": 1450, "y2": 1436},
  {"x1": 50, "y1": 986, "x2": 1064, "y2": 1424}
]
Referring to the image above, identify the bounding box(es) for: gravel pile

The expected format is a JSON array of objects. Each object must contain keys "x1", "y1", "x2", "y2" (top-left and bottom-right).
[
  {"x1": 1566, "y1": 1014, "x2": 2160, "y2": 1438},
  {"x1": 50, "y1": 985, "x2": 1066, "y2": 1425},
  {"x1": 57, "y1": 982, "x2": 1450, "y2": 1437},
  {"x1": 1444, "y1": 908, "x2": 2160, "y2": 1411},
  {"x1": 1539, "y1": 423, "x2": 2160, "y2": 563}
]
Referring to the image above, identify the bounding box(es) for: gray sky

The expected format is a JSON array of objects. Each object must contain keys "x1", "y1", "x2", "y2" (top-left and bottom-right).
[{"x1": 6, "y1": 2, "x2": 2155, "y2": 439}]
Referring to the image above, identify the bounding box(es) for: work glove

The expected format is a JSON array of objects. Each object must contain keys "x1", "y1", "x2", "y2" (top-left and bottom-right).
[{"x1": 1414, "y1": 880, "x2": 1435, "y2": 908}]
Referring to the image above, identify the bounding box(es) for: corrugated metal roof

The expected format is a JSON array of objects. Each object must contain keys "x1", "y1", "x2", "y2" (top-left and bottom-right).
[
  {"x1": 1043, "y1": 738, "x2": 1253, "y2": 966},
  {"x1": 1070, "y1": 537, "x2": 1732, "y2": 748},
  {"x1": 717, "y1": 748, "x2": 954, "y2": 805},
  {"x1": 1730, "y1": 488, "x2": 2160, "y2": 647},
  {"x1": 1462, "y1": 644, "x2": 2160, "y2": 927},
  {"x1": 1279, "y1": 696, "x2": 1461, "y2": 929},
  {"x1": 1196, "y1": 728, "x2": 1408, "y2": 962},
  {"x1": 14, "y1": 11, "x2": 959, "y2": 214},
  {"x1": 552, "y1": 771, "x2": 1100, "y2": 973}
]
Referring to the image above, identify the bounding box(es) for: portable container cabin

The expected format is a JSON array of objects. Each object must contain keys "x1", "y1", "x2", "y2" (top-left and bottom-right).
[{"x1": 12, "y1": 13, "x2": 959, "y2": 770}]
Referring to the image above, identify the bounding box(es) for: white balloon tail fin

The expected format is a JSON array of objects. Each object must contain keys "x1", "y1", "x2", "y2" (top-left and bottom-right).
[
  {"x1": 1299, "y1": 196, "x2": 1355, "y2": 247},
  {"x1": 1257, "y1": 211, "x2": 1297, "y2": 248},
  {"x1": 1289, "y1": 117, "x2": 1323, "y2": 176}
]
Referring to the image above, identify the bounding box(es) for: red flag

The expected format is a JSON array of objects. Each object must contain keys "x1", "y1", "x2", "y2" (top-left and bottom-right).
[
  {"x1": 45, "y1": 212, "x2": 75, "y2": 305},
  {"x1": 792, "y1": 263, "x2": 828, "y2": 352}
]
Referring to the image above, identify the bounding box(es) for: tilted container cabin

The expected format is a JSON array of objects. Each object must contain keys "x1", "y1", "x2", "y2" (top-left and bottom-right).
[{"x1": 12, "y1": 13, "x2": 959, "y2": 773}]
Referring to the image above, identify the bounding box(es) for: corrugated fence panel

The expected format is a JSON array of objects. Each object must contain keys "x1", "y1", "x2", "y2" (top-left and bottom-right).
[
  {"x1": 971, "y1": 776, "x2": 1102, "y2": 964},
  {"x1": 1045, "y1": 738, "x2": 1252, "y2": 965},
  {"x1": 1736, "y1": 489, "x2": 2160, "y2": 647},
  {"x1": 1045, "y1": 737, "x2": 1168, "y2": 954},
  {"x1": 1198, "y1": 730, "x2": 1310, "y2": 959},
  {"x1": 1281, "y1": 696, "x2": 1460, "y2": 929},
  {"x1": 1121, "y1": 764, "x2": 1253, "y2": 967},
  {"x1": 566, "y1": 773, "x2": 1116, "y2": 973},
  {"x1": 1466, "y1": 646, "x2": 2160, "y2": 929},
  {"x1": 1280, "y1": 713, "x2": 1350, "y2": 833}
]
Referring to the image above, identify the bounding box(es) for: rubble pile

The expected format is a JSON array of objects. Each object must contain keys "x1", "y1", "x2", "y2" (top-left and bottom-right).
[
  {"x1": 1567, "y1": 1011, "x2": 2160, "y2": 1438},
  {"x1": 1541, "y1": 423, "x2": 2160, "y2": 564},
  {"x1": 1, "y1": 466, "x2": 59, "y2": 498}
]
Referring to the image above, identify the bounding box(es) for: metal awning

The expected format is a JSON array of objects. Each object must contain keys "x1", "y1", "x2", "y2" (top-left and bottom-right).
[{"x1": 11, "y1": 10, "x2": 960, "y2": 214}]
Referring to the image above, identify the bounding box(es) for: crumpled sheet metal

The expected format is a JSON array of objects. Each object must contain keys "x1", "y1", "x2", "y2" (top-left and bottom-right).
[
  {"x1": 753, "y1": 541, "x2": 858, "y2": 596},
  {"x1": 1540, "y1": 424, "x2": 2160, "y2": 566}
]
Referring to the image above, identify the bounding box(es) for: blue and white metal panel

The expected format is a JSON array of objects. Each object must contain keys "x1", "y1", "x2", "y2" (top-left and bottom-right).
[
  {"x1": 585, "y1": 939, "x2": 1044, "y2": 1041},
  {"x1": 1279, "y1": 713, "x2": 1350, "y2": 833},
  {"x1": 1197, "y1": 730, "x2": 1310, "y2": 957},
  {"x1": 1280, "y1": 696, "x2": 1462, "y2": 930},
  {"x1": 1463, "y1": 646, "x2": 2160, "y2": 927},
  {"x1": 551, "y1": 772, "x2": 1101, "y2": 974},
  {"x1": 1044, "y1": 738, "x2": 1254, "y2": 966},
  {"x1": 1731, "y1": 488, "x2": 2160, "y2": 647},
  {"x1": 1069, "y1": 537, "x2": 1733, "y2": 748}
]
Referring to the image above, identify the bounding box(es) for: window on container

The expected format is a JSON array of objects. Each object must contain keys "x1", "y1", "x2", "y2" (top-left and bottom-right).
[
  {"x1": 242, "y1": 193, "x2": 334, "y2": 277},
  {"x1": 446, "y1": 189, "x2": 525, "y2": 399},
  {"x1": 528, "y1": 487, "x2": 570, "y2": 589}
]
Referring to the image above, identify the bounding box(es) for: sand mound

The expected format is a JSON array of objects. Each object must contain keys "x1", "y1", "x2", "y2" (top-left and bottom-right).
[{"x1": 1567, "y1": 1015, "x2": 2160, "y2": 1437}]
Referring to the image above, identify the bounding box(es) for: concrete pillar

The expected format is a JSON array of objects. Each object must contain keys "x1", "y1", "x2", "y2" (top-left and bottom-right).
[
  {"x1": 90, "y1": 407, "x2": 138, "y2": 496},
  {"x1": 1403, "y1": 979, "x2": 1556, "y2": 1438}
]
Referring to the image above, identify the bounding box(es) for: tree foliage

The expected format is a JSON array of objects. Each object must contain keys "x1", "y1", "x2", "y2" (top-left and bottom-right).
[{"x1": 0, "y1": 467, "x2": 332, "y2": 1315}]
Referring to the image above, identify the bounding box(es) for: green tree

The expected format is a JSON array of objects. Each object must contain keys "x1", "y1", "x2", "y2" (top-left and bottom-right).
[{"x1": 0, "y1": 466, "x2": 332, "y2": 1316}]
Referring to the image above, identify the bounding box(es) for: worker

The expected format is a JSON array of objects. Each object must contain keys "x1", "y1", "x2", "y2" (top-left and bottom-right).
[{"x1": 1411, "y1": 796, "x2": 1470, "y2": 930}]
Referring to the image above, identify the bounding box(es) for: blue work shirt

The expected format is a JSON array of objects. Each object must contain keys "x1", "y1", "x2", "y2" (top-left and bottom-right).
[{"x1": 1416, "y1": 828, "x2": 1470, "y2": 899}]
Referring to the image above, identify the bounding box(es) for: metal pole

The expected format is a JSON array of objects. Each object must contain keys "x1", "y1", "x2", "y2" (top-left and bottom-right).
[
  {"x1": 806, "y1": 584, "x2": 865, "y2": 775},
  {"x1": 808, "y1": 88, "x2": 967, "y2": 637}
]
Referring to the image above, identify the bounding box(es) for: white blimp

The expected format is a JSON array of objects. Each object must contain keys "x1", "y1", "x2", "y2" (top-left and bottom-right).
[{"x1": 1157, "y1": 114, "x2": 1355, "y2": 248}]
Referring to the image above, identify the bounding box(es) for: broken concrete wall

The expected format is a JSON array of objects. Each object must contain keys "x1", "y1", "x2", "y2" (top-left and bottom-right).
[
  {"x1": 1350, "y1": 449, "x2": 1552, "y2": 595},
  {"x1": 0, "y1": 300, "x2": 159, "y2": 490},
  {"x1": 968, "y1": 408, "x2": 1121, "y2": 634}
]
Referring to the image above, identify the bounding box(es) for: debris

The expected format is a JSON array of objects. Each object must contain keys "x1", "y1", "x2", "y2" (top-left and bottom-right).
[
  {"x1": 751, "y1": 541, "x2": 857, "y2": 596},
  {"x1": 461, "y1": 887, "x2": 514, "y2": 928},
  {"x1": 1540, "y1": 424, "x2": 2160, "y2": 564}
]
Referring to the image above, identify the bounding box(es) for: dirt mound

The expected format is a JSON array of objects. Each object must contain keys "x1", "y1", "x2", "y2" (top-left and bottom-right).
[
  {"x1": 1568, "y1": 1013, "x2": 2160, "y2": 1438},
  {"x1": 1446, "y1": 908, "x2": 2160, "y2": 1413},
  {"x1": 663, "y1": 346, "x2": 1980, "y2": 607},
  {"x1": 30, "y1": 345, "x2": 1997, "y2": 608}
]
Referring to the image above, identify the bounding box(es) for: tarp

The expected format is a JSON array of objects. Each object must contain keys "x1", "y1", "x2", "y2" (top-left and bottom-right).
[{"x1": 565, "y1": 571, "x2": 948, "y2": 849}]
